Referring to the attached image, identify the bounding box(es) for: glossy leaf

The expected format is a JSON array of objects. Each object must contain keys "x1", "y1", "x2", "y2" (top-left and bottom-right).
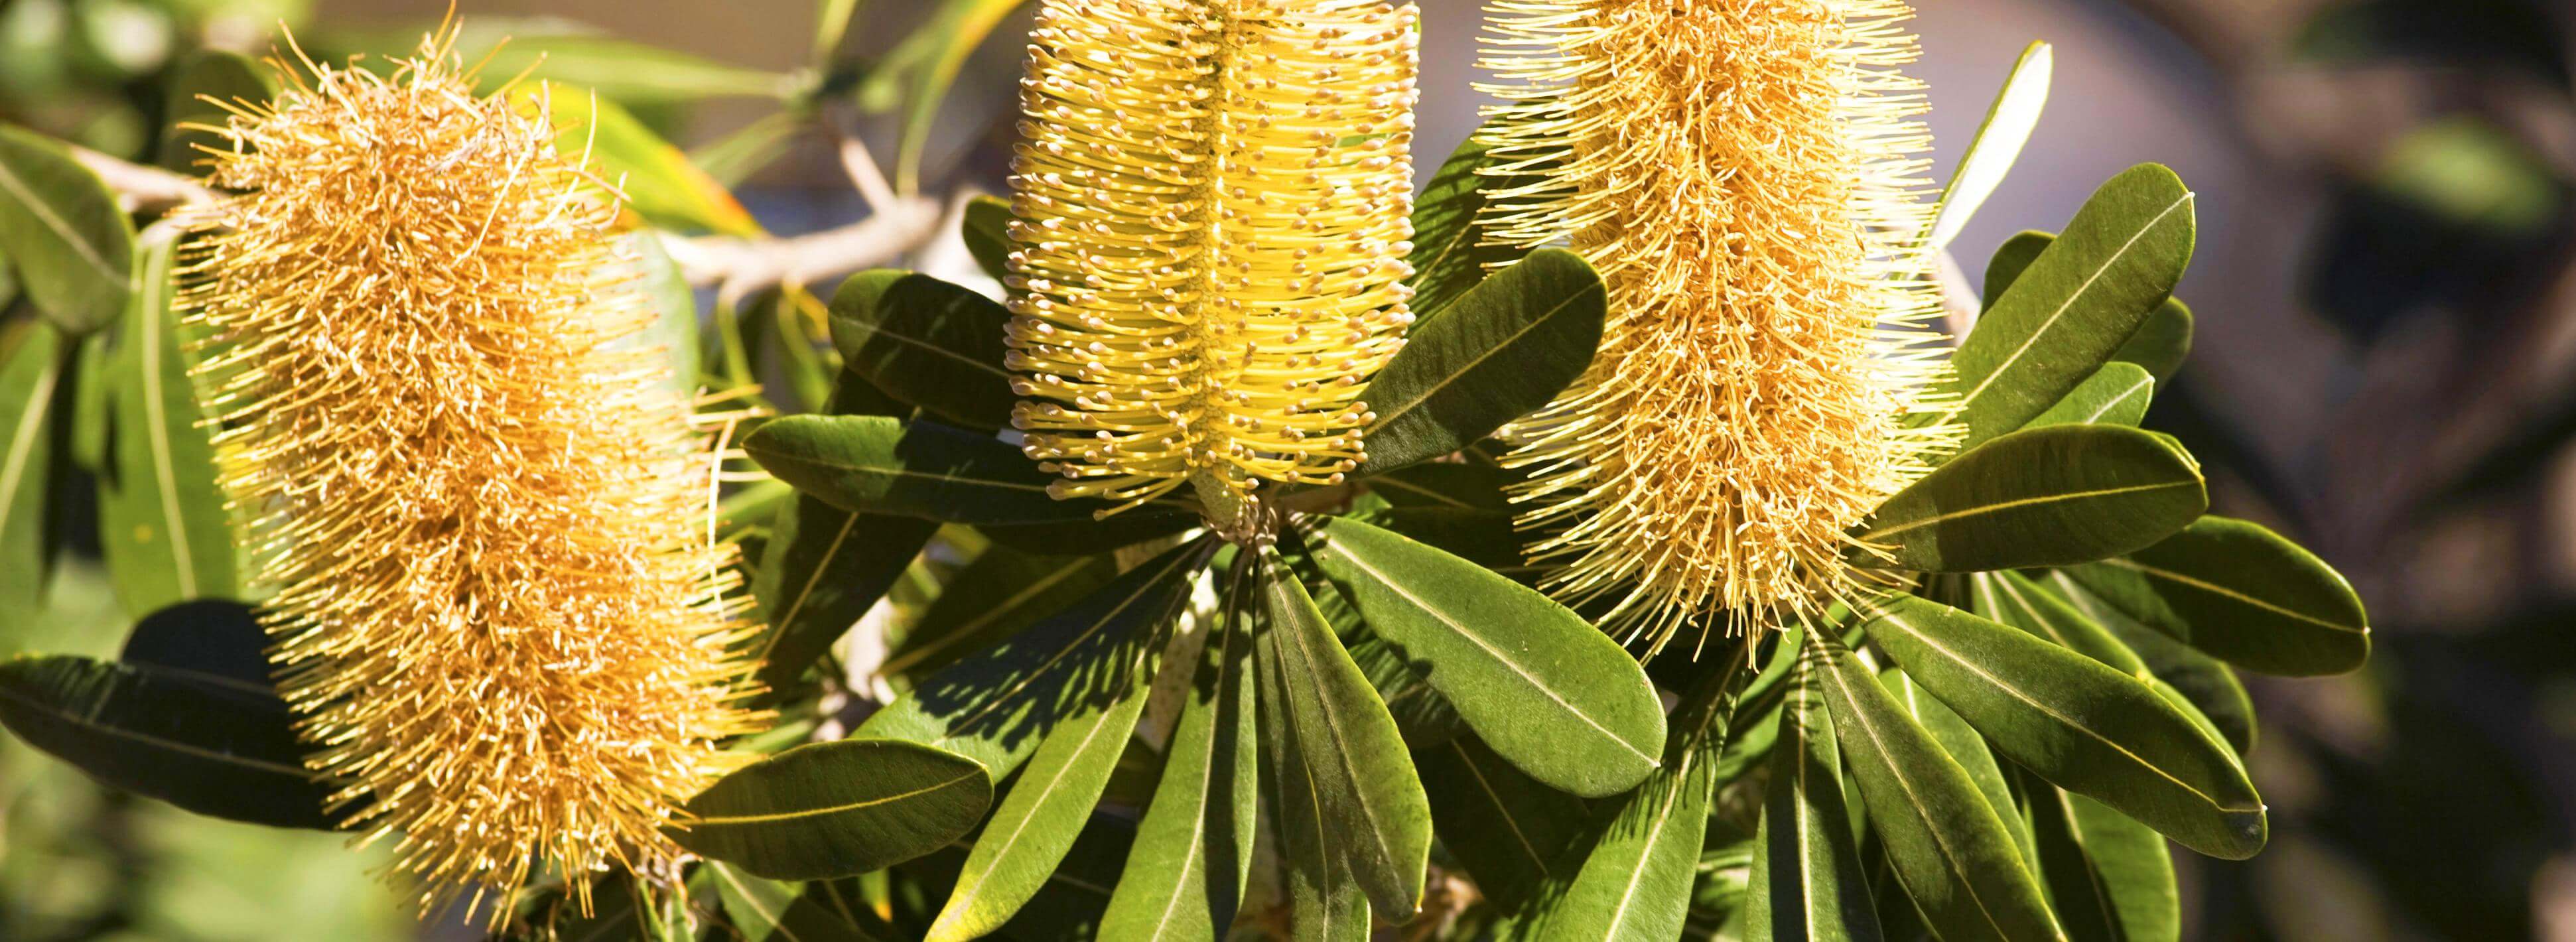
[
  {"x1": 1367, "y1": 461, "x2": 1512, "y2": 510},
  {"x1": 2043, "y1": 571, "x2": 2257, "y2": 755},
  {"x1": 1862, "y1": 424, "x2": 2206, "y2": 572},
  {"x1": 882, "y1": 545, "x2": 1119, "y2": 679},
  {"x1": 1256, "y1": 624, "x2": 1373, "y2": 941},
  {"x1": 1355, "y1": 249, "x2": 1606, "y2": 476},
  {"x1": 1304, "y1": 515, "x2": 1663, "y2": 797},
  {"x1": 1981, "y1": 231, "x2": 2055, "y2": 310},
  {"x1": 1416, "y1": 732, "x2": 1590, "y2": 903},
  {"x1": 1809, "y1": 632, "x2": 2061, "y2": 942},
  {"x1": 2027, "y1": 363, "x2": 2153, "y2": 429},
  {"x1": 2026, "y1": 778, "x2": 2180, "y2": 942},
  {"x1": 1855, "y1": 593, "x2": 2265, "y2": 859},
  {"x1": 750, "y1": 492, "x2": 937, "y2": 695},
  {"x1": 1970, "y1": 571, "x2": 2149, "y2": 675},
  {"x1": 746, "y1": 415, "x2": 1108, "y2": 525},
  {"x1": 1098, "y1": 590, "x2": 1260, "y2": 941},
  {"x1": 1946, "y1": 165, "x2": 2195, "y2": 448},
  {"x1": 1928, "y1": 42, "x2": 2053, "y2": 252},
  {"x1": 0, "y1": 653, "x2": 334, "y2": 829},
  {"x1": 926, "y1": 649, "x2": 1154, "y2": 942},
  {"x1": 1405, "y1": 129, "x2": 1534, "y2": 320},
  {"x1": 1980, "y1": 232, "x2": 2193, "y2": 383},
  {"x1": 1745, "y1": 653, "x2": 1880, "y2": 942},
  {"x1": 1883, "y1": 667, "x2": 2033, "y2": 870},
  {"x1": 961, "y1": 195, "x2": 1016, "y2": 284},
  {"x1": 859, "y1": 541, "x2": 1205, "y2": 778},
  {"x1": 0, "y1": 320, "x2": 64, "y2": 624},
  {"x1": 0, "y1": 125, "x2": 133, "y2": 335},
  {"x1": 675, "y1": 738, "x2": 993, "y2": 881},
  {"x1": 1260, "y1": 559, "x2": 1432, "y2": 917},
  {"x1": 827, "y1": 271, "x2": 1014, "y2": 429},
  {"x1": 157, "y1": 50, "x2": 277, "y2": 172},
  {"x1": 2062, "y1": 515, "x2": 2370, "y2": 677},
  {"x1": 97, "y1": 238, "x2": 235, "y2": 616}
]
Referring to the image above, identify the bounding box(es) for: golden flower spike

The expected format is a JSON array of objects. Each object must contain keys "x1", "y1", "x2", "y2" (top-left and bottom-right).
[
  {"x1": 179, "y1": 28, "x2": 764, "y2": 917},
  {"x1": 1004, "y1": 0, "x2": 1422, "y2": 540},
  {"x1": 1481, "y1": 0, "x2": 1959, "y2": 654}
]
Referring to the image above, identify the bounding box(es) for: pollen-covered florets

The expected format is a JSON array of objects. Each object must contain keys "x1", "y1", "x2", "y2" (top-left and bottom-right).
[
  {"x1": 180, "y1": 33, "x2": 764, "y2": 915},
  {"x1": 1482, "y1": 0, "x2": 1957, "y2": 653},
  {"x1": 1004, "y1": 0, "x2": 1422, "y2": 530}
]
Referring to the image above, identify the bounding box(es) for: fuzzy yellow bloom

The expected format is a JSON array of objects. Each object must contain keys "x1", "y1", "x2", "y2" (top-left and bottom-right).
[
  {"x1": 180, "y1": 34, "x2": 762, "y2": 913},
  {"x1": 1483, "y1": 0, "x2": 1956, "y2": 652},
  {"x1": 1005, "y1": 0, "x2": 1421, "y2": 533}
]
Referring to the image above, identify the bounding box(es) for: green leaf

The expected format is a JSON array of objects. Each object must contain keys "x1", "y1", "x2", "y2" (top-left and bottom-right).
[
  {"x1": 1367, "y1": 461, "x2": 1512, "y2": 510},
  {"x1": 828, "y1": 271, "x2": 1014, "y2": 429},
  {"x1": 1854, "y1": 593, "x2": 2265, "y2": 859},
  {"x1": 2041, "y1": 571, "x2": 2256, "y2": 756},
  {"x1": 1927, "y1": 42, "x2": 2053, "y2": 252},
  {"x1": 2112, "y1": 301, "x2": 2192, "y2": 383},
  {"x1": 2025, "y1": 778, "x2": 2179, "y2": 942},
  {"x1": 1404, "y1": 129, "x2": 1534, "y2": 320},
  {"x1": 925, "y1": 641, "x2": 1155, "y2": 942},
  {"x1": 1881, "y1": 667, "x2": 2033, "y2": 870},
  {"x1": 1416, "y1": 732, "x2": 1591, "y2": 903},
  {"x1": 978, "y1": 512, "x2": 1202, "y2": 557},
  {"x1": 436, "y1": 26, "x2": 797, "y2": 102},
  {"x1": 1256, "y1": 622, "x2": 1373, "y2": 941},
  {"x1": 0, "y1": 319, "x2": 64, "y2": 627},
  {"x1": 2061, "y1": 515, "x2": 2370, "y2": 677},
  {"x1": 1745, "y1": 653, "x2": 1881, "y2": 942},
  {"x1": 750, "y1": 492, "x2": 937, "y2": 696},
  {"x1": 2027, "y1": 363, "x2": 2153, "y2": 429},
  {"x1": 1861, "y1": 424, "x2": 2206, "y2": 572},
  {"x1": 0, "y1": 125, "x2": 134, "y2": 335},
  {"x1": 1808, "y1": 631, "x2": 2061, "y2": 942},
  {"x1": 882, "y1": 545, "x2": 1119, "y2": 679},
  {"x1": 156, "y1": 50, "x2": 276, "y2": 172},
  {"x1": 859, "y1": 541, "x2": 1205, "y2": 778},
  {"x1": 0, "y1": 653, "x2": 335, "y2": 829},
  {"x1": 1355, "y1": 249, "x2": 1605, "y2": 477},
  {"x1": 1258, "y1": 558, "x2": 1433, "y2": 918},
  {"x1": 96, "y1": 238, "x2": 235, "y2": 616},
  {"x1": 746, "y1": 415, "x2": 1143, "y2": 526},
  {"x1": 1969, "y1": 571, "x2": 2149, "y2": 676},
  {"x1": 521, "y1": 82, "x2": 761, "y2": 236},
  {"x1": 1981, "y1": 231, "x2": 2055, "y2": 310},
  {"x1": 675, "y1": 738, "x2": 994, "y2": 881},
  {"x1": 1302, "y1": 515, "x2": 1662, "y2": 797},
  {"x1": 1515, "y1": 652, "x2": 1745, "y2": 942},
  {"x1": 704, "y1": 862, "x2": 808, "y2": 942},
  {"x1": 883, "y1": 0, "x2": 1029, "y2": 192},
  {"x1": 961, "y1": 196, "x2": 1015, "y2": 285},
  {"x1": 1945, "y1": 165, "x2": 2195, "y2": 449},
  {"x1": 1097, "y1": 585, "x2": 1260, "y2": 941}
]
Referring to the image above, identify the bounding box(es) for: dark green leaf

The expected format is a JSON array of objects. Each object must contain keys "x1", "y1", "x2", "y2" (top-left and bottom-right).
[
  {"x1": 1809, "y1": 632, "x2": 2061, "y2": 942},
  {"x1": 977, "y1": 510, "x2": 1200, "y2": 557},
  {"x1": 1746, "y1": 653, "x2": 1881, "y2": 942},
  {"x1": 675, "y1": 738, "x2": 993, "y2": 881},
  {"x1": 882, "y1": 545, "x2": 1118, "y2": 679},
  {"x1": 1259, "y1": 558, "x2": 1432, "y2": 917},
  {"x1": 750, "y1": 492, "x2": 937, "y2": 696},
  {"x1": 1356, "y1": 249, "x2": 1605, "y2": 477},
  {"x1": 1416, "y1": 732, "x2": 1590, "y2": 903},
  {"x1": 157, "y1": 50, "x2": 277, "y2": 172},
  {"x1": 1981, "y1": 231, "x2": 2055, "y2": 310},
  {"x1": 1304, "y1": 515, "x2": 1663, "y2": 797},
  {"x1": 925, "y1": 640, "x2": 1154, "y2": 941},
  {"x1": 1856, "y1": 593, "x2": 2264, "y2": 859},
  {"x1": 961, "y1": 196, "x2": 1015, "y2": 285},
  {"x1": 859, "y1": 541, "x2": 1205, "y2": 777},
  {"x1": 828, "y1": 271, "x2": 1014, "y2": 429},
  {"x1": 1256, "y1": 620, "x2": 1374, "y2": 941},
  {"x1": 1946, "y1": 165, "x2": 2195, "y2": 448},
  {"x1": 1098, "y1": 584, "x2": 1259, "y2": 941},
  {"x1": 1367, "y1": 461, "x2": 1512, "y2": 510},
  {"x1": 0, "y1": 653, "x2": 333, "y2": 829},
  {"x1": 97, "y1": 238, "x2": 235, "y2": 616},
  {"x1": 2025, "y1": 776, "x2": 2179, "y2": 942},
  {"x1": 2027, "y1": 363, "x2": 2153, "y2": 429},
  {"x1": 0, "y1": 125, "x2": 133, "y2": 335},
  {"x1": 1980, "y1": 232, "x2": 2193, "y2": 384},
  {"x1": 705, "y1": 861, "x2": 805, "y2": 942},
  {"x1": 0, "y1": 319, "x2": 64, "y2": 626},
  {"x1": 2041, "y1": 571, "x2": 2256, "y2": 755},
  {"x1": 1404, "y1": 129, "x2": 1534, "y2": 320},
  {"x1": 2061, "y1": 515, "x2": 2370, "y2": 677},
  {"x1": 1969, "y1": 571, "x2": 2149, "y2": 675},
  {"x1": 1862, "y1": 424, "x2": 2205, "y2": 572},
  {"x1": 1881, "y1": 667, "x2": 2033, "y2": 870},
  {"x1": 745, "y1": 415, "x2": 1113, "y2": 525}
]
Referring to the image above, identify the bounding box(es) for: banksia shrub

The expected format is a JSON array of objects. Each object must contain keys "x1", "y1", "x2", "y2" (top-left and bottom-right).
[
  {"x1": 178, "y1": 35, "x2": 762, "y2": 912},
  {"x1": 1483, "y1": 0, "x2": 1954, "y2": 651},
  {"x1": 1005, "y1": 0, "x2": 1422, "y2": 533}
]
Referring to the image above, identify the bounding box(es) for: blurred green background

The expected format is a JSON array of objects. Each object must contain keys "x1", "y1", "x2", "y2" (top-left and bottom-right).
[{"x1": 3, "y1": 0, "x2": 2572, "y2": 939}]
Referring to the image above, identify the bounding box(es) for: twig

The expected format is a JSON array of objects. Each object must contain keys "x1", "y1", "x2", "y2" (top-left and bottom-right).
[{"x1": 68, "y1": 145, "x2": 216, "y2": 214}]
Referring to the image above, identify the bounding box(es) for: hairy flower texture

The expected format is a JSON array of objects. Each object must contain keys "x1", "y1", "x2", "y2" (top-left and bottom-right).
[
  {"x1": 180, "y1": 34, "x2": 762, "y2": 914},
  {"x1": 1005, "y1": 0, "x2": 1421, "y2": 533},
  {"x1": 1481, "y1": 0, "x2": 1955, "y2": 652}
]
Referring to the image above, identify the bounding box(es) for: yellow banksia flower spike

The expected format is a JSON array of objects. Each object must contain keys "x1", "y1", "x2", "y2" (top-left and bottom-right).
[
  {"x1": 1481, "y1": 0, "x2": 1958, "y2": 653},
  {"x1": 1005, "y1": 0, "x2": 1422, "y2": 537},
  {"x1": 178, "y1": 29, "x2": 764, "y2": 915}
]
